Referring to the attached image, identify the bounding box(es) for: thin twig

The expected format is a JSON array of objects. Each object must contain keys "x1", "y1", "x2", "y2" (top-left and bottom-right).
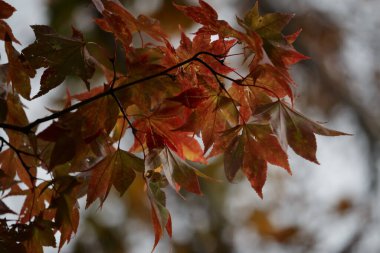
[
  {"x1": 110, "y1": 92, "x2": 146, "y2": 158},
  {"x1": 0, "y1": 136, "x2": 36, "y2": 184},
  {"x1": 193, "y1": 57, "x2": 245, "y2": 124}
]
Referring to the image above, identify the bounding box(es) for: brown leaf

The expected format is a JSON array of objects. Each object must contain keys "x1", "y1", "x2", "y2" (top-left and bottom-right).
[
  {"x1": 22, "y1": 25, "x2": 95, "y2": 97},
  {"x1": 4, "y1": 38, "x2": 36, "y2": 100},
  {"x1": 0, "y1": 199, "x2": 16, "y2": 215},
  {"x1": 86, "y1": 149, "x2": 141, "y2": 207},
  {"x1": 0, "y1": 0, "x2": 15, "y2": 20},
  {"x1": 254, "y1": 101, "x2": 349, "y2": 163}
]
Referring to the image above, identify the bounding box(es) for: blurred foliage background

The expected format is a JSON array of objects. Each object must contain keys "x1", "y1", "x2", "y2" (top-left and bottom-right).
[{"x1": 4, "y1": 0, "x2": 380, "y2": 252}]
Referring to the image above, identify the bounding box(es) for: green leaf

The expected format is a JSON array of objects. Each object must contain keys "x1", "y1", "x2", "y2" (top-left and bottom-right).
[
  {"x1": 23, "y1": 218, "x2": 56, "y2": 253},
  {"x1": 22, "y1": 25, "x2": 95, "y2": 97},
  {"x1": 112, "y1": 150, "x2": 143, "y2": 195},
  {"x1": 32, "y1": 219, "x2": 56, "y2": 247},
  {"x1": 240, "y1": 2, "x2": 294, "y2": 41}
]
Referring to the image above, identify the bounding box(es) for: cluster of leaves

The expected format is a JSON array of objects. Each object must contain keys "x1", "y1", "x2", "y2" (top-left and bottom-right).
[{"x1": 0, "y1": 0, "x2": 346, "y2": 252}]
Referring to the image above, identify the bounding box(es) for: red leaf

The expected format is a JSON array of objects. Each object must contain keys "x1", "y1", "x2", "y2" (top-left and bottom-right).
[
  {"x1": 242, "y1": 141, "x2": 267, "y2": 199},
  {"x1": 221, "y1": 123, "x2": 291, "y2": 198},
  {"x1": 174, "y1": 0, "x2": 218, "y2": 27},
  {"x1": 247, "y1": 124, "x2": 290, "y2": 174},
  {"x1": 94, "y1": 1, "x2": 167, "y2": 50},
  {"x1": 168, "y1": 88, "x2": 209, "y2": 108},
  {"x1": 285, "y1": 28, "x2": 302, "y2": 44}
]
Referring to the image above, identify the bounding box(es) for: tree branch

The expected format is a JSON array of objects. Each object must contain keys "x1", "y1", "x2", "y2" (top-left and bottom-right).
[{"x1": 0, "y1": 52, "x2": 225, "y2": 134}]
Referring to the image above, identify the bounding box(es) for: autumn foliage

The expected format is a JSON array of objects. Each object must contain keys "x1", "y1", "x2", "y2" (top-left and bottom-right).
[{"x1": 0, "y1": 0, "x2": 346, "y2": 252}]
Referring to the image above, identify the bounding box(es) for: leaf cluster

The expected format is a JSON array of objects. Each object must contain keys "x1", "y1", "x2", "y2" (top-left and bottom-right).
[{"x1": 0, "y1": 0, "x2": 347, "y2": 252}]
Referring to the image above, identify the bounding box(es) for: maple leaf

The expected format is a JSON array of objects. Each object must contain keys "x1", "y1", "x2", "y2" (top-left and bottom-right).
[
  {"x1": 93, "y1": 0, "x2": 167, "y2": 50},
  {"x1": 130, "y1": 102, "x2": 206, "y2": 163},
  {"x1": 0, "y1": 199, "x2": 16, "y2": 215},
  {"x1": 0, "y1": 149, "x2": 17, "y2": 191},
  {"x1": 222, "y1": 123, "x2": 290, "y2": 198},
  {"x1": 23, "y1": 217, "x2": 56, "y2": 253},
  {"x1": 146, "y1": 178, "x2": 172, "y2": 252},
  {"x1": 3, "y1": 95, "x2": 41, "y2": 172},
  {"x1": 121, "y1": 73, "x2": 180, "y2": 112},
  {"x1": 38, "y1": 120, "x2": 82, "y2": 169},
  {"x1": 57, "y1": 207, "x2": 79, "y2": 250},
  {"x1": 22, "y1": 25, "x2": 95, "y2": 97},
  {"x1": 232, "y1": 2, "x2": 309, "y2": 102},
  {"x1": 0, "y1": 0, "x2": 15, "y2": 20},
  {"x1": 174, "y1": 0, "x2": 239, "y2": 38},
  {"x1": 167, "y1": 87, "x2": 210, "y2": 109},
  {"x1": 238, "y1": 2, "x2": 294, "y2": 41},
  {"x1": 0, "y1": 149, "x2": 35, "y2": 189},
  {"x1": 249, "y1": 65, "x2": 295, "y2": 99},
  {"x1": 146, "y1": 147, "x2": 202, "y2": 195},
  {"x1": 4, "y1": 36, "x2": 36, "y2": 100},
  {"x1": 0, "y1": 1, "x2": 350, "y2": 251},
  {"x1": 160, "y1": 32, "x2": 236, "y2": 92},
  {"x1": 75, "y1": 92, "x2": 119, "y2": 142},
  {"x1": 19, "y1": 182, "x2": 53, "y2": 223},
  {"x1": 0, "y1": 0, "x2": 19, "y2": 44},
  {"x1": 177, "y1": 90, "x2": 239, "y2": 153},
  {"x1": 86, "y1": 149, "x2": 143, "y2": 208},
  {"x1": 254, "y1": 101, "x2": 348, "y2": 163},
  {"x1": 228, "y1": 81, "x2": 272, "y2": 122},
  {"x1": 47, "y1": 175, "x2": 81, "y2": 250}
]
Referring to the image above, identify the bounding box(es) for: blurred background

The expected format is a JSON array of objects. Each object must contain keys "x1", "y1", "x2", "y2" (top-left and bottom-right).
[{"x1": 2, "y1": 0, "x2": 380, "y2": 252}]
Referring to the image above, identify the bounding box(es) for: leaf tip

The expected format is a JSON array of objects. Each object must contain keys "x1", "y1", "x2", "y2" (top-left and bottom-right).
[{"x1": 257, "y1": 191, "x2": 264, "y2": 199}]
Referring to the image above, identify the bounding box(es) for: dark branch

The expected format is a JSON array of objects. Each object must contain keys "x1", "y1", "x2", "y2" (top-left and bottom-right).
[{"x1": 0, "y1": 52, "x2": 224, "y2": 134}]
